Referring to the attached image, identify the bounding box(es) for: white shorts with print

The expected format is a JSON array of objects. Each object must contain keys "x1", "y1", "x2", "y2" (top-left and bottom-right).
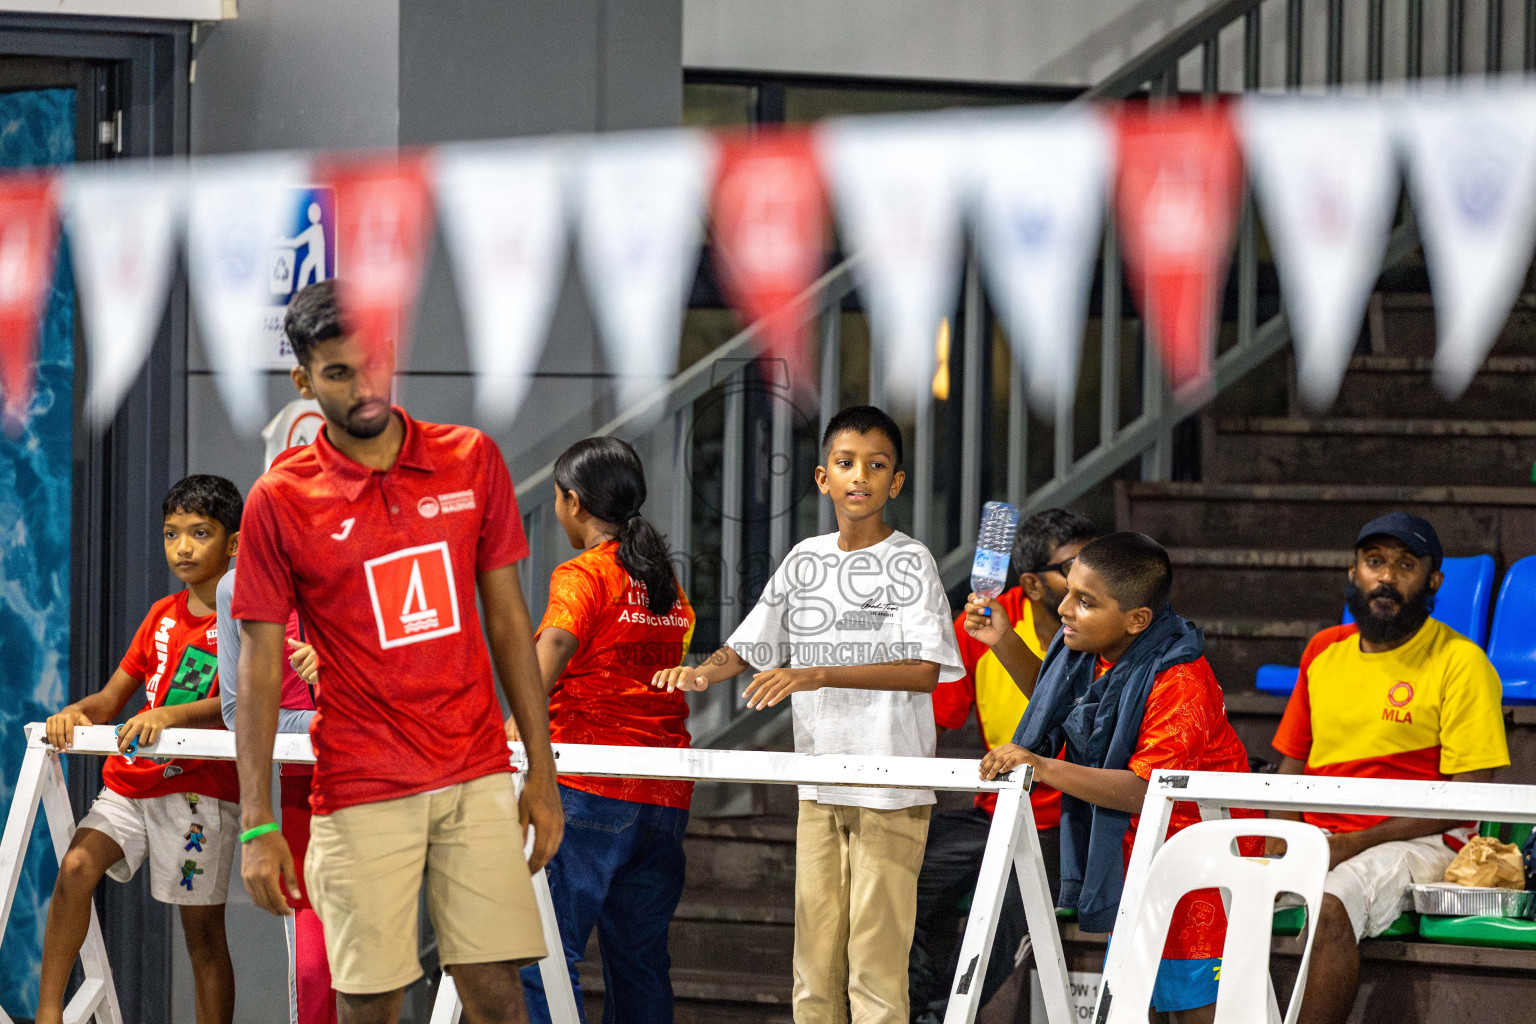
[
  {"x1": 78, "y1": 788, "x2": 239, "y2": 906},
  {"x1": 1325, "y1": 834, "x2": 1455, "y2": 941}
]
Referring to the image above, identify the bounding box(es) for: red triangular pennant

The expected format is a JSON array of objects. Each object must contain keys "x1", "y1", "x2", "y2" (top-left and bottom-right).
[
  {"x1": 0, "y1": 172, "x2": 59, "y2": 436},
  {"x1": 317, "y1": 151, "x2": 435, "y2": 375},
  {"x1": 1114, "y1": 103, "x2": 1243, "y2": 395},
  {"x1": 711, "y1": 129, "x2": 828, "y2": 387}
]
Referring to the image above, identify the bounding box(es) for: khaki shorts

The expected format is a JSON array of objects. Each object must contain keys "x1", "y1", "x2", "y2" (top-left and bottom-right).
[
  {"x1": 305, "y1": 772, "x2": 546, "y2": 994},
  {"x1": 79, "y1": 788, "x2": 238, "y2": 906}
]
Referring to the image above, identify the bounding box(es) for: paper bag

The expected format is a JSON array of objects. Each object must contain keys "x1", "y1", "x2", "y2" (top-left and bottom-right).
[{"x1": 1443, "y1": 835, "x2": 1527, "y2": 890}]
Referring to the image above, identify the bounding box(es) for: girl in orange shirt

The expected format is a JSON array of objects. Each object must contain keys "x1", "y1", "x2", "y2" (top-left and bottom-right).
[{"x1": 519, "y1": 437, "x2": 696, "y2": 1024}]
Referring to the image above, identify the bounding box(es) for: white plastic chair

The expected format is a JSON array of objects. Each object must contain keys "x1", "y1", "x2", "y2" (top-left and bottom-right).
[{"x1": 1105, "y1": 818, "x2": 1329, "y2": 1024}]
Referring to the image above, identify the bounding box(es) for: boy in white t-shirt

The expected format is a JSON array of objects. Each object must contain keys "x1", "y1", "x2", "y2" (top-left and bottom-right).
[{"x1": 654, "y1": 405, "x2": 964, "y2": 1024}]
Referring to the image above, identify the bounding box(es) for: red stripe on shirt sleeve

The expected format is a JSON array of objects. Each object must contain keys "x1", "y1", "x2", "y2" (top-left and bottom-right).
[{"x1": 1272, "y1": 625, "x2": 1354, "y2": 761}]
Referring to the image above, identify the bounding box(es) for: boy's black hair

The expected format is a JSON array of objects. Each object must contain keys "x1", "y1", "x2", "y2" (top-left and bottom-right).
[
  {"x1": 1015, "y1": 508, "x2": 1101, "y2": 575},
  {"x1": 1075, "y1": 531, "x2": 1172, "y2": 614},
  {"x1": 163, "y1": 475, "x2": 243, "y2": 535},
  {"x1": 820, "y1": 405, "x2": 904, "y2": 469},
  {"x1": 283, "y1": 279, "x2": 345, "y2": 369}
]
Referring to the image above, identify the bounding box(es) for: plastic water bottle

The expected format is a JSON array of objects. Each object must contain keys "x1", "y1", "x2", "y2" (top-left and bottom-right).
[{"x1": 971, "y1": 501, "x2": 1021, "y2": 611}]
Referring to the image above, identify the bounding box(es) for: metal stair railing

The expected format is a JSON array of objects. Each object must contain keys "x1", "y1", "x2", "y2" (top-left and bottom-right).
[{"x1": 514, "y1": 0, "x2": 1532, "y2": 752}]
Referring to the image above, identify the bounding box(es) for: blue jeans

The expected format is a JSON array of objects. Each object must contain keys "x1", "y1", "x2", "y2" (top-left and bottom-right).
[{"x1": 521, "y1": 784, "x2": 689, "y2": 1024}]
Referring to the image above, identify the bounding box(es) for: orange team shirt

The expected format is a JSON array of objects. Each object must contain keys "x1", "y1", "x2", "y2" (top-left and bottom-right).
[
  {"x1": 1099, "y1": 654, "x2": 1259, "y2": 960},
  {"x1": 1273, "y1": 619, "x2": 1508, "y2": 840},
  {"x1": 105, "y1": 590, "x2": 241, "y2": 804},
  {"x1": 540, "y1": 541, "x2": 697, "y2": 809},
  {"x1": 937, "y1": 586, "x2": 1061, "y2": 826}
]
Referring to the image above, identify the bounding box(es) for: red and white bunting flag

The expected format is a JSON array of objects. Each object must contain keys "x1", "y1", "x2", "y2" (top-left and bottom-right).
[
  {"x1": 576, "y1": 131, "x2": 714, "y2": 415},
  {"x1": 818, "y1": 115, "x2": 967, "y2": 404},
  {"x1": 436, "y1": 140, "x2": 570, "y2": 430},
  {"x1": 1115, "y1": 104, "x2": 1244, "y2": 397},
  {"x1": 972, "y1": 108, "x2": 1112, "y2": 418},
  {"x1": 63, "y1": 165, "x2": 181, "y2": 432},
  {"x1": 318, "y1": 151, "x2": 436, "y2": 376},
  {"x1": 0, "y1": 173, "x2": 58, "y2": 435},
  {"x1": 186, "y1": 154, "x2": 308, "y2": 434},
  {"x1": 1242, "y1": 98, "x2": 1398, "y2": 412},
  {"x1": 711, "y1": 128, "x2": 827, "y2": 388},
  {"x1": 1398, "y1": 87, "x2": 1536, "y2": 399}
]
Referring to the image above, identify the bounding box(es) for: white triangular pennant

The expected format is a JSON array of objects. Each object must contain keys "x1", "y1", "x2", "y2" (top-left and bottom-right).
[
  {"x1": 1398, "y1": 87, "x2": 1536, "y2": 399},
  {"x1": 818, "y1": 115, "x2": 968, "y2": 404},
  {"x1": 437, "y1": 141, "x2": 570, "y2": 431},
  {"x1": 972, "y1": 109, "x2": 1110, "y2": 418},
  {"x1": 576, "y1": 131, "x2": 713, "y2": 415},
  {"x1": 1242, "y1": 97, "x2": 1398, "y2": 411},
  {"x1": 186, "y1": 153, "x2": 308, "y2": 434},
  {"x1": 63, "y1": 164, "x2": 183, "y2": 431}
]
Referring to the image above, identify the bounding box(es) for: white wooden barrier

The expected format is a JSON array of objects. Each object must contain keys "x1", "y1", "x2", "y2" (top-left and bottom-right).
[
  {"x1": 1099, "y1": 770, "x2": 1536, "y2": 1024},
  {"x1": 0, "y1": 724, "x2": 1070, "y2": 1024}
]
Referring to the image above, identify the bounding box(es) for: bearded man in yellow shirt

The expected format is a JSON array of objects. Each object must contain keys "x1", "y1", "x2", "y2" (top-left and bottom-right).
[{"x1": 1272, "y1": 511, "x2": 1508, "y2": 1024}]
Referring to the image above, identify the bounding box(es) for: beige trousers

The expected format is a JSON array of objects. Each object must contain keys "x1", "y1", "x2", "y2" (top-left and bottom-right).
[{"x1": 793, "y1": 800, "x2": 931, "y2": 1024}]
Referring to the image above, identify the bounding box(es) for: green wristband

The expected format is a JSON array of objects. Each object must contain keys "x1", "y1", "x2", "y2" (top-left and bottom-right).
[{"x1": 239, "y1": 822, "x2": 281, "y2": 844}]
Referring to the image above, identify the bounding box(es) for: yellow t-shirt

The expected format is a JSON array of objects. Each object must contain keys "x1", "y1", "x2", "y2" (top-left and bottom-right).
[
  {"x1": 971, "y1": 599, "x2": 1047, "y2": 750},
  {"x1": 939, "y1": 588, "x2": 1060, "y2": 823},
  {"x1": 1273, "y1": 618, "x2": 1509, "y2": 834}
]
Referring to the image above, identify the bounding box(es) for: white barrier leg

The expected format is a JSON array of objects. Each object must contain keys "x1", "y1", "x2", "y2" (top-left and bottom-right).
[
  {"x1": 1013, "y1": 796, "x2": 1071, "y2": 1024},
  {"x1": 945, "y1": 775, "x2": 1070, "y2": 1024},
  {"x1": 0, "y1": 739, "x2": 49, "y2": 1024},
  {"x1": 0, "y1": 728, "x2": 122, "y2": 1024},
  {"x1": 428, "y1": 975, "x2": 462, "y2": 1024},
  {"x1": 1092, "y1": 785, "x2": 1176, "y2": 1024}
]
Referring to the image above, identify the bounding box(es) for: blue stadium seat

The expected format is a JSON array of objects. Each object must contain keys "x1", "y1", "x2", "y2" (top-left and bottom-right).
[
  {"x1": 1489, "y1": 556, "x2": 1536, "y2": 705},
  {"x1": 1254, "y1": 554, "x2": 1497, "y2": 697}
]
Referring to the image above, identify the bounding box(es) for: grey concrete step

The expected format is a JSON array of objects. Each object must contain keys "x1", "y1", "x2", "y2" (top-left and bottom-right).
[
  {"x1": 1315, "y1": 355, "x2": 1536, "y2": 420},
  {"x1": 1375, "y1": 291, "x2": 1536, "y2": 358},
  {"x1": 1168, "y1": 547, "x2": 1353, "y2": 622},
  {"x1": 682, "y1": 815, "x2": 797, "y2": 899},
  {"x1": 1194, "y1": 616, "x2": 1333, "y2": 695},
  {"x1": 1204, "y1": 417, "x2": 1536, "y2": 486},
  {"x1": 1117, "y1": 480, "x2": 1536, "y2": 556}
]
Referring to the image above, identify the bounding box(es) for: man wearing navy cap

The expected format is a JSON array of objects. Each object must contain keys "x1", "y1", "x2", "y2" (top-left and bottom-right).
[{"x1": 1270, "y1": 512, "x2": 1509, "y2": 1024}]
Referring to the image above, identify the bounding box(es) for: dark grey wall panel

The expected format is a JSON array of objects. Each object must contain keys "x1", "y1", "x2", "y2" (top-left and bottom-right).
[{"x1": 190, "y1": 0, "x2": 400, "y2": 155}]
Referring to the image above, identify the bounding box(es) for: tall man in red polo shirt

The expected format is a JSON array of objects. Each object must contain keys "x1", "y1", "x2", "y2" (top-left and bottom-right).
[{"x1": 233, "y1": 281, "x2": 564, "y2": 1024}]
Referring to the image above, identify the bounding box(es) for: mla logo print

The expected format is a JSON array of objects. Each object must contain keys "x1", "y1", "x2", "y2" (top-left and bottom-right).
[
  {"x1": 1388, "y1": 681, "x2": 1415, "y2": 707},
  {"x1": 363, "y1": 541, "x2": 462, "y2": 649}
]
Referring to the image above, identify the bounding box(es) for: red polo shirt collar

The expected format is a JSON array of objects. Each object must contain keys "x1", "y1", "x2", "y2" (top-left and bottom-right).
[{"x1": 313, "y1": 406, "x2": 437, "y2": 502}]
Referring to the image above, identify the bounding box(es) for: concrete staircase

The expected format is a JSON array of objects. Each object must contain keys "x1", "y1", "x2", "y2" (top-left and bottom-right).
[{"x1": 1132, "y1": 289, "x2": 1536, "y2": 699}]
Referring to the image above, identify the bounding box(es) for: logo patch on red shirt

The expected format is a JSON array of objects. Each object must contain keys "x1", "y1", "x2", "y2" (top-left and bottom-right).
[
  {"x1": 364, "y1": 541, "x2": 462, "y2": 649},
  {"x1": 438, "y1": 489, "x2": 475, "y2": 514}
]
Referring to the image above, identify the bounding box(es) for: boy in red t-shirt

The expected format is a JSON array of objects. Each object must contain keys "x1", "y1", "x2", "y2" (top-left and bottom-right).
[
  {"x1": 979, "y1": 533, "x2": 1256, "y2": 1024},
  {"x1": 40, "y1": 475, "x2": 244, "y2": 1024}
]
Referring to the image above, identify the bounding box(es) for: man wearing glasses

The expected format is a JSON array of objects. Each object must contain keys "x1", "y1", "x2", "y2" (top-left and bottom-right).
[{"x1": 908, "y1": 509, "x2": 1100, "y2": 1023}]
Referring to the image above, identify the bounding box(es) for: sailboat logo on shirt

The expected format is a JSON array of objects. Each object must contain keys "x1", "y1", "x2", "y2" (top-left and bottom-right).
[
  {"x1": 400, "y1": 560, "x2": 439, "y2": 634},
  {"x1": 363, "y1": 541, "x2": 462, "y2": 649}
]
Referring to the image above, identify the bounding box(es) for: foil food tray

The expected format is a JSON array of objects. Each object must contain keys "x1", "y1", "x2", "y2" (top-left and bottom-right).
[{"x1": 1410, "y1": 883, "x2": 1535, "y2": 918}]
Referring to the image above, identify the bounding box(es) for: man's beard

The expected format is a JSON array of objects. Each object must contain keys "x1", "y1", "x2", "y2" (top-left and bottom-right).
[
  {"x1": 1345, "y1": 579, "x2": 1437, "y2": 646},
  {"x1": 319, "y1": 396, "x2": 391, "y2": 440}
]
